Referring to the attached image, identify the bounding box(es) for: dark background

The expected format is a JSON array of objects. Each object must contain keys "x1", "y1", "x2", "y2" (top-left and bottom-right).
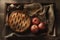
[{"x1": 0, "y1": 0, "x2": 60, "y2": 40}]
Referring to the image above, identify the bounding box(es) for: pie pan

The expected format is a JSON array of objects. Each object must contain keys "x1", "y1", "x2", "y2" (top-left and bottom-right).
[{"x1": 8, "y1": 10, "x2": 31, "y2": 33}]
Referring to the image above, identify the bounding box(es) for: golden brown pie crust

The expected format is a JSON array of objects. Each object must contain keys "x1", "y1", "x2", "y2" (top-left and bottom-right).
[{"x1": 8, "y1": 10, "x2": 30, "y2": 32}]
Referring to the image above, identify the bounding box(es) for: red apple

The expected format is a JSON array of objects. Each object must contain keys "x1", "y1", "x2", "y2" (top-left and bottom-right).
[
  {"x1": 31, "y1": 25, "x2": 38, "y2": 33},
  {"x1": 32, "y1": 17, "x2": 40, "y2": 24},
  {"x1": 38, "y1": 22, "x2": 45, "y2": 30}
]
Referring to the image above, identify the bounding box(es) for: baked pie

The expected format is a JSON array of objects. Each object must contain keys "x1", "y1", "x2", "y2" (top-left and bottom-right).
[{"x1": 8, "y1": 10, "x2": 30, "y2": 32}]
